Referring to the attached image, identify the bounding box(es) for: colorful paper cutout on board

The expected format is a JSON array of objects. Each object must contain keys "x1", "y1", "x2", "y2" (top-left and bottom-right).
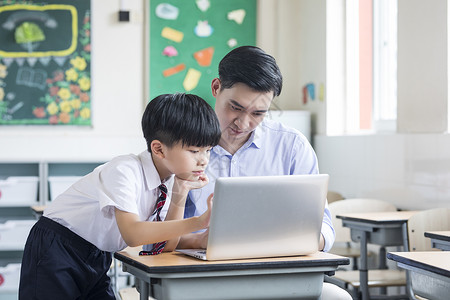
[
  {"x1": 307, "y1": 83, "x2": 315, "y2": 100},
  {"x1": 149, "y1": 0, "x2": 256, "y2": 107},
  {"x1": 161, "y1": 27, "x2": 184, "y2": 42},
  {"x1": 163, "y1": 63, "x2": 185, "y2": 77},
  {"x1": 319, "y1": 83, "x2": 325, "y2": 101},
  {"x1": 162, "y1": 45, "x2": 178, "y2": 57},
  {"x1": 196, "y1": 0, "x2": 210, "y2": 12},
  {"x1": 227, "y1": 38, "x2": 237, "y2": 48},
  {"x1": 227, "y1": 9, "x2": 246, "y2": 25},
  {"x1": 302, "y1": 83, "x2": 316, "y2": 104},
  {"x1": 194, "y1": 21, "x2": 213, "y2": 37},
  {"x1": 183, "y1": 68, "x2": 201, "y2": 91},
  {"x1": 155, "y1": 3, "x2": 179, "y2": 20},
  {"x1": 193, "y1": 47, "x2": 214, "y2": 67}
]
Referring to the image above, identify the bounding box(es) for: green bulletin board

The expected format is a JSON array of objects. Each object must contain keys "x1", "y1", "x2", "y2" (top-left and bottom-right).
[
  {"x1": 149, "y1": 0, "x2": 256, "y2": 107},
  {"x1": 0, "y1": 0, "x2": 91, "y2": 125}
]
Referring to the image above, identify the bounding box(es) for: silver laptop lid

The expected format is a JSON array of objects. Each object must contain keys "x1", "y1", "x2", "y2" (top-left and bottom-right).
[{"x1": 206, "y1": 174, "x2": 329, "y2": 260}]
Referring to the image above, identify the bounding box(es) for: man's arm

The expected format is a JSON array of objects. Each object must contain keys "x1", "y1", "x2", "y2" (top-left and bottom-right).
[
  {"x1": 290, "y1": 134, "x2": 336, "y2": 252},
  {"x1": 320, "y1": 202, "x2": 335, "y2": 252}
]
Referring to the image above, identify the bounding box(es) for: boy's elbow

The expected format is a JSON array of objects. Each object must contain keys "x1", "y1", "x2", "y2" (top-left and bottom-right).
[
  {"x1": 119, "y1": 229, "x2": 141, "y2": 247},
  {"x1": 126, "y1": 240, "x2": 141, "y2": 247},
  {"x1": 122, "y1": 235, "x2": 141, "y2": 247}
]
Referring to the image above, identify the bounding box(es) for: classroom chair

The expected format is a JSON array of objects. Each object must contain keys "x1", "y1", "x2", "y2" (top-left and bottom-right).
[
  {"x1": 404, "y1": 207, "x2": 450, "y2": 300},
  {"x1": 119, "y1": 286, "x2": 156, "y2": 300},
  {"x1": 325, "y1": 198, "x2": 407, "y2": 299},
  {"x1": 327, "y1": 190, "x2": 345, "y2": 204},
  {"x1": 328, "y1": 198, "x2": 397, "y2": 270}
]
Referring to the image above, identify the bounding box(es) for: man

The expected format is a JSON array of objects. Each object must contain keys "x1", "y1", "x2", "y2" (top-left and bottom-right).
[
  {"x1": 180, "y1": 46, "x2": 333, "y2": 251},
  {"x1": 179, "y1": 46, "x2": 351, "y2": 299}
]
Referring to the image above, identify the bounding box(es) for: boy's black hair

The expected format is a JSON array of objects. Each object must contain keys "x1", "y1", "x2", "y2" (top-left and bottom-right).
[
  {"x1": 142, "y1": 93, "x2": 221, "y2": 150},
  {"x1": 218, "y1": 46, "x2": 283, "y2": 97}
]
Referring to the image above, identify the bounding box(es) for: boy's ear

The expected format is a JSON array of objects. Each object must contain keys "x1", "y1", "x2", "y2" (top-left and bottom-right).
[
  {"x1": 211, "y1": 78, "x2": 221, "y2": 97},
  {"x1": 150, "y1": 140, "x2": 165, "y2": 159}
]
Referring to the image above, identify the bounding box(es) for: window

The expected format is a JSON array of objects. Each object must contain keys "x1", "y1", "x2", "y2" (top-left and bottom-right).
[
  {"x1": 373, "y1": 0, "x2": 397, "y2": 131},
  {"x1": 326, "y1": 0, "x2": 398, "y2": 134}
]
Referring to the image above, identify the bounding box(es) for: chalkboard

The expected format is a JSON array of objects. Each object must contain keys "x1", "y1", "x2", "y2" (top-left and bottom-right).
[
  {"x1": 149, "y1": 0, "x2": 256, "y2": 107},
  {"x1": 0, "y1": 0, "x2": 91, "y2": 125}
]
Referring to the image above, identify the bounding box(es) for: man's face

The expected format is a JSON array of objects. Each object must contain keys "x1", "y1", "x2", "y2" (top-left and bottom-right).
[{"x1": 212, "y1": 79, "x2": 273, "y2": 154}]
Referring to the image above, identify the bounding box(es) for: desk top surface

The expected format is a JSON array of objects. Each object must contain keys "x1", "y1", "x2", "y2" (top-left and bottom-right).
[
  {"x1": 31, "y1": 205, "x2": 46, "y2": 214},
  {"x1": 387, "y1": 251, "x2": 450, "y2": 277},
  {"x1": 336, "y1": 210, "x2": 419, "y2": 224},
  {"x1": 425, "y1": 231, "x2": 450, "y2": 242},
  {"x1": 114, "y1": 250, "x2": 350, "y2": 274}
]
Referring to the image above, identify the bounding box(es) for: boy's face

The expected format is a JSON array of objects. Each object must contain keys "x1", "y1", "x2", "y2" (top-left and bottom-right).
[
  {"x1": 162, "y1": 142, "x2": 212, "y2": 181},
  {"x1": 212, "y1": 79, "x2": 273, "y2": 153}
]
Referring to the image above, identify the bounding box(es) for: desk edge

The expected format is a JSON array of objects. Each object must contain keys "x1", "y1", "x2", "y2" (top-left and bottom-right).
[
  {"x1": 387, "y1": 252, "x2": 450, "y2": 278},
  {"x1": 114, "y1": 252, "x2": 350, "y2": 274}
]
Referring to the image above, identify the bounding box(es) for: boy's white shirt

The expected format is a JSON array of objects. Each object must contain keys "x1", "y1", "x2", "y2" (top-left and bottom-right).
[{"x1": 44, "y1": 151, "x2": 174, "y2": 252}]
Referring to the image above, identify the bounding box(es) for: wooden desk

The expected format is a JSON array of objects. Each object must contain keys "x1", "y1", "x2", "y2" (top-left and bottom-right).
[
  {"x1": 114, "y1": 249, "x2": 349, "y2": 300},
  {"x1": 424, "y1": 231, "x2": 450, "y2": 251},
  {"x1": 387, "y1": 251, "x2": 450, "y2": 300},
  {"x1": 336, "y1": 211, "x2": 419, "y2": 300},
  {"x1": 30, "y1": 205, "x2": 46, "y2": 219}
]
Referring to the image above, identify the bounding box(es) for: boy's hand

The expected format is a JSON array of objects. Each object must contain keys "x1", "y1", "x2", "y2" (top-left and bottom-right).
[
  {"x1": 197, "y1": 228, "x2": 209, "y2": 249},
  {"x1": 171, "y1": 174, "x2": 209, "y2": 204},
  {"x1": 198, "y1": 193, "x2": 213, "y2": 229}
]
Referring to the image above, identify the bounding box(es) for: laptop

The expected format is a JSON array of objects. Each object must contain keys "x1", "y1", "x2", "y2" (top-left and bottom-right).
[{"x1": 176, "y1": 174, "x2": 329, "y2": 261}]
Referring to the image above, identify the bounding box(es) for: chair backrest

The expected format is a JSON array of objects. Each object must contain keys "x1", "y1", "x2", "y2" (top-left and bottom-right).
[
  {"x1": 407, "y1": 208, "x2": 450, "y2": 251},
  {"x1": 327, "y1": 191, "x2": 345, "y2": 204},
  {"x1": 329, "y1": 198, "x2": 397, "y2": 243}
]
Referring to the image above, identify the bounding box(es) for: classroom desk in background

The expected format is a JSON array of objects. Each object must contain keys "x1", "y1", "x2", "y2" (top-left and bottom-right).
[
  {"x1": 336, "y1": 210, "x2": 419, "y2": 300},
  {"x1": 387, "y1": 251, "x2": 450, "y2": 300},
  {"x1": 424, "y1": 231, "x2": 450, "y2": 251},
  {"x1": 30, "y1": 205, "x2": 46, "y2": 219},
  {"x1": 114, "y1": 249, "x2": 350, "y2": 300}
]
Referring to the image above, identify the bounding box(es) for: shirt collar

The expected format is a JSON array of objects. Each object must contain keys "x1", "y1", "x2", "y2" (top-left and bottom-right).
[
  {"x1": 212, "y1": 123, "x2": 263, "y2": 156},
  {"x1": 138, "y1": 150, "x2": 174, "y2": 191}
]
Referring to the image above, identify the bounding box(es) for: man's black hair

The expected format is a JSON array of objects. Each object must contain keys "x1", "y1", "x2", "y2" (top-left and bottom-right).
[
  {"x1": 218, "y1": 46, "x2": 283, "y2": 97},
  {"x1": 142, "y1": 93, "x2": 221, "y2": 150}
]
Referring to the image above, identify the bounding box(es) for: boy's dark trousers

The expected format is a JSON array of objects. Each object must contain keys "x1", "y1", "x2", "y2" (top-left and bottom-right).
[{"x1": 19, "y1": 216, "x2": 115, "y2": 300}]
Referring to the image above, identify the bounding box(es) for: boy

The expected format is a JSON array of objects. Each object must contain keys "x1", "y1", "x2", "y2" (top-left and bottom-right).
[{"x1": 19, "y1": 93, "x2": 221, "y2": 299}]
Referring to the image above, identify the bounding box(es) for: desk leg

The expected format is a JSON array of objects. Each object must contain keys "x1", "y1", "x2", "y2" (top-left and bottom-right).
[
  {"x1": 359, "y1": 231, "x2": 369, "y2": 300},
  {"x1": 402, "y1": 223, "x2": 416, "y2": 300},
  {"x1": 138, "y1": 278, "x2": 149, "y2": 300}
]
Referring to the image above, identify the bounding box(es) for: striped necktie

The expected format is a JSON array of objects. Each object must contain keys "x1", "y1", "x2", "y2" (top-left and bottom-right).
[{"x1": 139, "y1": 184, "x2": 168, "y2": 255}]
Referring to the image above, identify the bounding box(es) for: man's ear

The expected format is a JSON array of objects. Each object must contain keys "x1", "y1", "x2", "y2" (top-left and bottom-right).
[
  {"x1": 150, "y1": 140, "x2": 165, "y2": 159},
  {"x1": 211, "y1": 78, "x2": 221, "y2": 97}
]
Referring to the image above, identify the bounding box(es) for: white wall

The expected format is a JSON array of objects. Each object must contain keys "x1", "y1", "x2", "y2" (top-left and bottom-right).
[
  {"x1": 397, "y1": 0, "x2": 448, "y2": 133},
  {"x1": 264, "y1": 0, "x2": 327, "y2": 135},
  {"x1": 315, "y1": 134, "x2": 450, "y2": 210}
]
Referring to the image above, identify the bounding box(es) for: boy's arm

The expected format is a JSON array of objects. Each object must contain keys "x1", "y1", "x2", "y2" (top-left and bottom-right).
[
  {"x1": 115, "y1": 208, "x2": 207, "y2": 247},
  {"x1": 161, "y1": 176, "x2": 210, "y2": 251},
  {"x1": 116, "y1": 176, "x2": 212, "y2": 249}
]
